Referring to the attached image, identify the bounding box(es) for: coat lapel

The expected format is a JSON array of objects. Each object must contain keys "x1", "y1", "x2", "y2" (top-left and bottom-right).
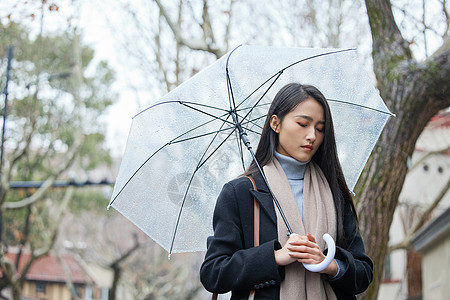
[
  {"x1": 250, "y1": 189, "x2": 277, "y2": 225},
  {"x1": 244, "y1": 173, "x2": 277, "y2": 226}
]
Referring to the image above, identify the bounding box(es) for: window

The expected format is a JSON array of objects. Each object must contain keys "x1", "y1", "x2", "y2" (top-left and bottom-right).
[
  {"x1": 85, "y1": 285, "x2": 93, "y2": 300},
  {"x1": 36, "y1": 282, "x2": 46, "y2": 293},
  {"x1": 100, "y1": 287, "x2": 109, "y2": 300}
]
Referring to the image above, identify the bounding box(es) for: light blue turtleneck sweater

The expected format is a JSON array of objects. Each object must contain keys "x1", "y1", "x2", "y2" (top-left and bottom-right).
[{"x1": 274, "y1": 151, "x2": 309, "y2": 220}]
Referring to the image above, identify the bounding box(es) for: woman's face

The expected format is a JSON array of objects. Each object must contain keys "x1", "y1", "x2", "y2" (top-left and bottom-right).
[{"x1": 270, "y1": 97, "x2": 325, "y2": 162}]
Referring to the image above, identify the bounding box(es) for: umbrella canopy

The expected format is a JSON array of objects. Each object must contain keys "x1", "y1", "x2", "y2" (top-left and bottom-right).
[{"x1": 108, "y1": 45, "x2": 393, "y2": 255}]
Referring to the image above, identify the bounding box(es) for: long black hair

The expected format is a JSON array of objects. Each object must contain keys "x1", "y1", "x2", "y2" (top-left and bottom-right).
[{"x1": 244, "y1": 83, "x2": 357, "y2": 247}]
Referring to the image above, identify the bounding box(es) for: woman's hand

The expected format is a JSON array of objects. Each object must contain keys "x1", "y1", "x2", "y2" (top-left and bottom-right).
[
  {"x1": 278, "y1": 233, "x2": 338, "y2": 276},
  {"x1": 274, "y1": 233, "x2": 303, "y2": 266}
]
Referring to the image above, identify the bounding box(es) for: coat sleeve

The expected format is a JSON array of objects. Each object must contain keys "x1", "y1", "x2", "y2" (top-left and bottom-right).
[
  {"x1": 200, "y1": 181, "x2": 284, "y2": 294},
  {"x1": 325, "y1": 201, "x2": 374, "y2": 296}
]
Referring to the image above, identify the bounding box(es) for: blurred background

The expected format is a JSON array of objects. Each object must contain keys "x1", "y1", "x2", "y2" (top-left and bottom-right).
[{"x1": 0, "y1": 0, "x2": 449, "y2": 299}]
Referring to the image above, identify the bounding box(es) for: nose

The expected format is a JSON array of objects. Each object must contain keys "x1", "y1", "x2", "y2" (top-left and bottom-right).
[{"x1": 306, "y1": 127, "x2": 316, "y2": 142}]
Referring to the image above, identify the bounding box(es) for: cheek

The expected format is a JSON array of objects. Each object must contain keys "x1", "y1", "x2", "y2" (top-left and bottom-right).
[{"x1": 316, "y1": 134, "x2": 325, "y2": 147}]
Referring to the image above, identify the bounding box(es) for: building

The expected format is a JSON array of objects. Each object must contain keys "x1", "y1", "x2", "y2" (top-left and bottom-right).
[
  {"x1": 378, "y1": 109, "x2": 450, "y2": 299},
  {"x1": 0, "y1": 249, "x2": 111, "y2": 300},
  {"x1": 411, "y1": 206, "x2": 450, "y2": 300}
]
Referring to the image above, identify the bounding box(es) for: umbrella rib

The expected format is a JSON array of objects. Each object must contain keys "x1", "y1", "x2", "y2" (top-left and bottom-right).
[
  {"x1": 236, "y1": 71, "x2": 284, "y2": 123},
  {"x1": 108, "y1": 106, "x2": 236, "y2": 209},
  {"x1": 133, "y1": 100, "x2": 229, "y2": 119},
  {"x1": 230, "y1": 48, "x2": 357, "y2": 124},
  {"x1": 195, "y1": 124, "x2": 237, "y2": 172},
  {"x1": 232, "y1": 48, "x2": 393, "y2": 129},
  {"x1": 107, "y1": 143, "x2": 167, "y2": 208},
  {"x1": 169, "y1": 127, "x2": 237, "y2": 255},
  {"x1": 234, "y1": 48, "x2": 356, "y2": 111},
  {"x1": 166, "y1": 104, "x2": 233, "y2": 145},
  {"x1": 177, "y1": 101, "x2": 229, "y2": 114},
  {"x1": 169, "y1": 171, "x2": 197, "y2": 256},
  {"x1": 170, "y1": 126, "x2": 235, "y2": 144},
  {"x1": 327, "y1": 99, "x2": 394, "y2": 115},
  {"x1": 280, "y1": 48, "x2": 355, "y2": 75},
  {"x1": 177, "y1": 102, "x2": 235, "y2": 128},
  {"x1": 108, "y1": 124, "x2": 235, "y2": 209},
  {"x1": 234, "y1": 111, "x2": 265, "y2": 135},
  {"x1": 225, "y1": 45, "x2": 242, "y2": 112},
  {"x1": 176, "y1": 111, "x2": 235, "y2": 175}
]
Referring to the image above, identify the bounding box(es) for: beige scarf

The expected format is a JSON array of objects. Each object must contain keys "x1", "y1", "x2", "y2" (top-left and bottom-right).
[{"x1": 263, "y1": 158, "x2": 337, "y2": 300}]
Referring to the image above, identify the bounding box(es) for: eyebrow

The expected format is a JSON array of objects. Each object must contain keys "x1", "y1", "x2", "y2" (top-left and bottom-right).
[{"x1": 294, "y1": 115, "x2": 325, "y2": 124}]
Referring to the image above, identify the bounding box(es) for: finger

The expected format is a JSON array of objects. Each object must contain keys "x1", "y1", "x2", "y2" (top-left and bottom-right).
[
  {"x1": 288, "y1": 251, "x2": 313, "y2": 260},
  {"x1": 307, "y1": 233, "x2": 316, "y2": 243},
  {"x1": 288, "y1": 235, "x2": 309, "y2": 245},
  {"x1": 287, "y1": 244, "x2": 321, "y2": 255},
  {"x1": 287, "y1": 245, "x2": 310, "y2": 253},
  {"x1": 288, "y1": 252, "x2": 321, "y2": 264},
  {"x1": 298, "y1": 258, "x2": 319, "y2": 264},
  {"x1": 288, "y1": 240, "x2": 319, "y2": 249}
]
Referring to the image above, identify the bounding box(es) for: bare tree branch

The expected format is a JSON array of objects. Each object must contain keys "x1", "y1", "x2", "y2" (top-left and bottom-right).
[
  {"x1": 201, "y1": 0, "x2": 216, "y2": 46},
  {"x1": 443, "y1": 0, "x2": 449, "y2": 36},
  {"x1": 153, "y1": 0, "x2": 224, "y2": 58},
  {"x1": 156, "y1": 12, "x2": 171, "y2": 91},
  {"x1": 223, "y1": 0, "x2": 234, "y2": 52},
  {"x1": 2, "y1": 135, "x2": 84, "y2": 210},
  {"x1": 30, "y1": 186, "x2": 74, "y2": 259},
  {"x1": 176, "y1": 0, "x2": 183, "y2": 88},
  {"x1": 109, "y1": 233, "x2": 140, "y2": 300},
  {"x1": 55, "y1": 251, "x2": 82, "y2": 300}
]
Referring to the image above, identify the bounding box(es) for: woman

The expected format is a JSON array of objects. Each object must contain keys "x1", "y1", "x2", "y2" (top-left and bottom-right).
[{"x1": 200, "y1": 83, "x2": 373, "y2": 299}]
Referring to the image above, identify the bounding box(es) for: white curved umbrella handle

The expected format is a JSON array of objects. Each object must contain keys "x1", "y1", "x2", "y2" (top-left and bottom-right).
[{"x1": 302, "y1": 233, "x2": 336, "y2": 273}]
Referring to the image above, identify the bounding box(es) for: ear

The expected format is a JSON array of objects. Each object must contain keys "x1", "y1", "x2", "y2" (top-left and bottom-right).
[{"x1": 270, "y1": 115, "x2": 280, "y2": 133}]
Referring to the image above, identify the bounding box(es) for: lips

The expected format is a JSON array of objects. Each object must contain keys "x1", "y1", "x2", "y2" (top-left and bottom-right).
[{"x1": 301, "y1": 145, "x2": 313, "y2": 151}]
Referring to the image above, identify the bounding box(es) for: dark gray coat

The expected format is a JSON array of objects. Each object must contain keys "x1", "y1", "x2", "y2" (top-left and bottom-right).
[{"x1": 200, "y1": 173, "x2": 373, "y2": 299}]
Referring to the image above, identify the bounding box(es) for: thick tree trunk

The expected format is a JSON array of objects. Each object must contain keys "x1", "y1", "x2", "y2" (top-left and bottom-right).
[{"x1": 359, "y1": 1, "x2": 450, "y2": 299}]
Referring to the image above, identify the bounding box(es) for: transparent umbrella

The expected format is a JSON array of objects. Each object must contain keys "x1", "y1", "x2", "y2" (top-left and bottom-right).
[{"x1": 107, "y1": 45, "x2": 393, "y2": 256}]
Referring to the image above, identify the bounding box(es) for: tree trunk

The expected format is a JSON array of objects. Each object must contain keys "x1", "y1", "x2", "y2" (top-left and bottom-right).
[
  {"x1": 359, "y1": 1, "x2": 450, "y2": 299},
  {"x1": 109, "y1": 263, "x2": 121, "y2": 300},
  {"x1": 406, "y1": 250, "x2": 422, "y2": 299},
  {"x1": 11, "y1": 282, "x2": 20, "y2": 300}
]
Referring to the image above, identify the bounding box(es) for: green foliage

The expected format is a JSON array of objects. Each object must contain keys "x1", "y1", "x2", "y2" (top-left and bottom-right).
[
  {"x1": 0, "y1": 18, "x2": 117, "y2": 252},
  {"x1": 1, "y1": 20, "x2": 116, "y2": 178},
  {"x1": 69, "y1": 187, "x2": 112, "y2": 215}
]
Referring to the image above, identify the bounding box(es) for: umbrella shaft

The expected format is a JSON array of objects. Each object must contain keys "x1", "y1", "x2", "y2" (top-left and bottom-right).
[
  {"x1": 232, "y1": 111, "x2": 293, "y2": 236},
  {"x1": 249, "y1": 148, "x2": 293, "y2": 236},
  {"x1": 231, "y1": 111, "x2": 251, "y2": 149}
]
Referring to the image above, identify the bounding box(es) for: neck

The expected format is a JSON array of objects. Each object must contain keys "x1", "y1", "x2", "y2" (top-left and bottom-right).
[{"x1": 274, "y1": 152, "x2": 309, "y2": 180}]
